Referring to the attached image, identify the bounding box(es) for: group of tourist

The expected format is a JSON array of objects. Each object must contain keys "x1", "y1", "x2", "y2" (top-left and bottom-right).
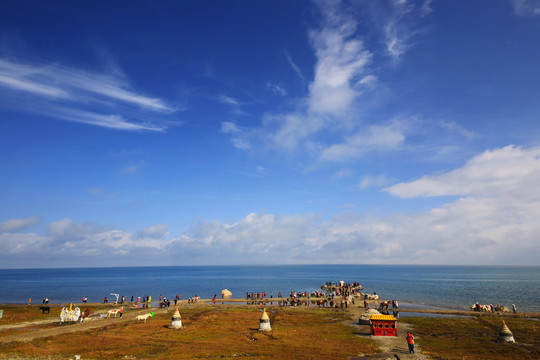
[
  {"x1": 246, "y1": 291, "x2": 273, "y2": 300},
  {"x1": 472, "y1": 302, "x2": 517, "y2": 313}
]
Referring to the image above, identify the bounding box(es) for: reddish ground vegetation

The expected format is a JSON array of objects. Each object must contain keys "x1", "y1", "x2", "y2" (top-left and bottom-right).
[
  {"x1": 0, "y1": 306, "x2": 376, "y2": 359},
  {"x1": 406, "y1": 316, "x2": 540, "y2": 360}
]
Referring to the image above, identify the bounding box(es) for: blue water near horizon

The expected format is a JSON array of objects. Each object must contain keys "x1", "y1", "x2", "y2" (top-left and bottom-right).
[{"x1": 1, "y1": 265, "x2": 539, "y2": 312}]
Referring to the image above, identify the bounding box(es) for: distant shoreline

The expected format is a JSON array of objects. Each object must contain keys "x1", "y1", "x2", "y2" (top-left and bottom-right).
[{"x1": 5, "y1": 297, "x2": 539, "y2": 319}]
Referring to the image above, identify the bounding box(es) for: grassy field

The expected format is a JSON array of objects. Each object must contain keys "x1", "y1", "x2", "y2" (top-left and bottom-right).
[
  {"x1": 0, "y1": 305, "x2": 376, "y2": 360},
  {"x1": 1, "y1": 304, "x2": 539, "y2": 359},
  {"x1": 406, "y1": 316, "x2": 540, "y2": 360}
]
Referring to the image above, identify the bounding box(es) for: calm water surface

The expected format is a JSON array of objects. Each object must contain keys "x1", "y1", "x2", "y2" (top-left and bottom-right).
[{"x1": 1, "y1": 265, "x2": 538, "y2": 312}]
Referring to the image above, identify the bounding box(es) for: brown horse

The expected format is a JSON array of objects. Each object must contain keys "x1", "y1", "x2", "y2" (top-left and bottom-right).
[{"x1": 79, "y1": 308, "x2": 94, "y2": 322}]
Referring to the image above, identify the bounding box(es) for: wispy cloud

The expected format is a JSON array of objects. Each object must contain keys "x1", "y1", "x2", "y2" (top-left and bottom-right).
[
  {"x1": 120, "y1": 162, "x2": 145, "y2": 174},
  {"x1": 230, "y1": 165, "x2": 269, "y2": 178},
  {"x1": 214, "y1": 1, "x2": 439, "y2": 166},
  {"x1": 421, "y1": 0, "x2": 433, "y2": 16},
  {"x1": 258, "y1": 1, "x2": 375, "y2": 153},
  {"x1": 266, "y1": 82, "x2": 287, "y2": 96},
  {"x1": 217, "y1": 94, "x2": 246, "y2": 116},
  {"x1": 284, "y1": 50, "x2": 306, "y2": 83},
  {"x1": 55, "y1": 108, "x2": 166, "y2": 132},
  {"x1": 0, "y1": 57, "x2": 175, "y2": 131},
  {"x1": 243, "y1": 1, "x2": 434, "y2": 163},
  {"x1": 221, "y1": 121, "x2": 251, "y2": 150},
  {"x1": 383, "y1": 0, "x2": 427, "y2": 62},
  {"x1": 438, "y1": 120, "x2": 475, "y2": 139},
  {"x1": 320, "y1": 121, "x2": 406, "y2": 162},
  {"x1": 359, "y1": 174, "x2": 392, "y2": 189},
  {"x1": 308, "y1": 17, "x2": 371, "y2": 116},
  {"x1": 511, "y1": 0, "x2": 540, "y2": 16}
]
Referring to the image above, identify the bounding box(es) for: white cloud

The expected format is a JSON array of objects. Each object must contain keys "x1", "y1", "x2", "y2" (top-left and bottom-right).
[
  {"x1": 0, "y1": 57, "x2": 175, "y2": 131},
  {"x1": 0, "y1": 218, "x2": 171, "y2": 262},
  {"x1": 4, "y1": 145, "x2": 540, "y2": 267},
  {"x1": 0, "y1": 216, "x2": 39, "y2": 233},
  {"x1": 308, "y1": 13, "x2": 371, "y2": 116},
  {"x1": 259, "y1": 2, "x2": 374, "y2": 153},
  {"x1": 263, "y1": 112, "x2": 323, "y2": 151},
  {"x1": 219, "y1": 1, "x2": 435, "y2": 164},
  {"x1": 385, "y1": 145, "x2": 540, "y2": 198},
  {"x1": 169, "y1": 145, "x2": 540, "y2": 265},
  {"x1": 175, "y1": 145, "x2": 540, "y2": 264},
  {"x1": 252, "y1": 1, "x2": 434, "y2": 162}
]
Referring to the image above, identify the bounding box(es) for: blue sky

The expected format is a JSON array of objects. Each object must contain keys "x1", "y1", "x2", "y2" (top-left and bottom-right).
[{"x1": 1, "y1": 0, "x2": 540, "y2": 268}]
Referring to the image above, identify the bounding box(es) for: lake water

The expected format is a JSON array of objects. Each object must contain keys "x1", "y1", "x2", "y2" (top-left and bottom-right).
[{"x1": 1, "y1": 265, "x2": 538, "y2": 312}]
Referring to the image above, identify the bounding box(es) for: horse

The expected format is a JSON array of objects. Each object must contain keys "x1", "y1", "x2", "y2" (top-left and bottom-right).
[
  {"x1": 135, "y1": 312, "x2": 154, "y2": 323},
  {"x1": 107, "y1": 308, "x2": 121, "y2": 318},
  {"x1": 39, "y1": 306, "x2": 50, "y2": 314},
  {"x1": 379, "y1": 301, "x2": 390, "y2": 311},
  {"x1": 79, "y1": 308, "x2": 94, "y2": 322}
]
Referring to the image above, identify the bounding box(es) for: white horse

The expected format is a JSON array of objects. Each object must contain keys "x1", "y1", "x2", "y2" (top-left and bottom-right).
[
  {"x1": 135, "y1": 312, "x2": 154, "y2": 323},
  {"x1": 107, "y1": 308, "x2": 121, "y2": 318}
]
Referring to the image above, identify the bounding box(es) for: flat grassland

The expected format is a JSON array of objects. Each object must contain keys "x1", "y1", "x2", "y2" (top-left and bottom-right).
[
  {"x1": 1, "y1": 303, "x2": 539, "y2": 359},
  {"x1": 406, "y1": 316, "x2": 540, "y2": 360},
  {"x1": 0, "y1": 304, "x2": 375, "y2": 360}
]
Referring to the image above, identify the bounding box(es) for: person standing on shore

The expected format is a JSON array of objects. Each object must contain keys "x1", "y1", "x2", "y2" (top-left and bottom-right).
[
  {"x1": 512, "y1": 304, "x2": 517, "y2": 313},
  {"x1": 406, "y1": 332, "x2": 415, "y2": 354}
]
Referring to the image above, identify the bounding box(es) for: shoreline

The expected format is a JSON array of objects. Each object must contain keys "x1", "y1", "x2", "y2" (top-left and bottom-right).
[{"x1": 5, "y1": 297, "x2": 539, "y2": 319}]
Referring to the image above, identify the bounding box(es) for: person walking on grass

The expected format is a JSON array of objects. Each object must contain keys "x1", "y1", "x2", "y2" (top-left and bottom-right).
[{"x1": 406, "y1": 332, "x2": 415, "y2": 354}]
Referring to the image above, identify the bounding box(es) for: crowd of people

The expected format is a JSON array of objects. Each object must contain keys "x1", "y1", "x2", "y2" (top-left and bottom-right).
[{"x1": 37, "y1": 280, "x2": 372, "y2": 311}]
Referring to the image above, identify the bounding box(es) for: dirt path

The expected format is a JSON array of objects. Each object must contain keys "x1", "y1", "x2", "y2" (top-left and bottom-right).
[
  {"x1": 346, "y1": 305, "x2": 429, "y2": 360},
  {"x1": 0, "y1": 307, "x2": 172, "y2": 344}
]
